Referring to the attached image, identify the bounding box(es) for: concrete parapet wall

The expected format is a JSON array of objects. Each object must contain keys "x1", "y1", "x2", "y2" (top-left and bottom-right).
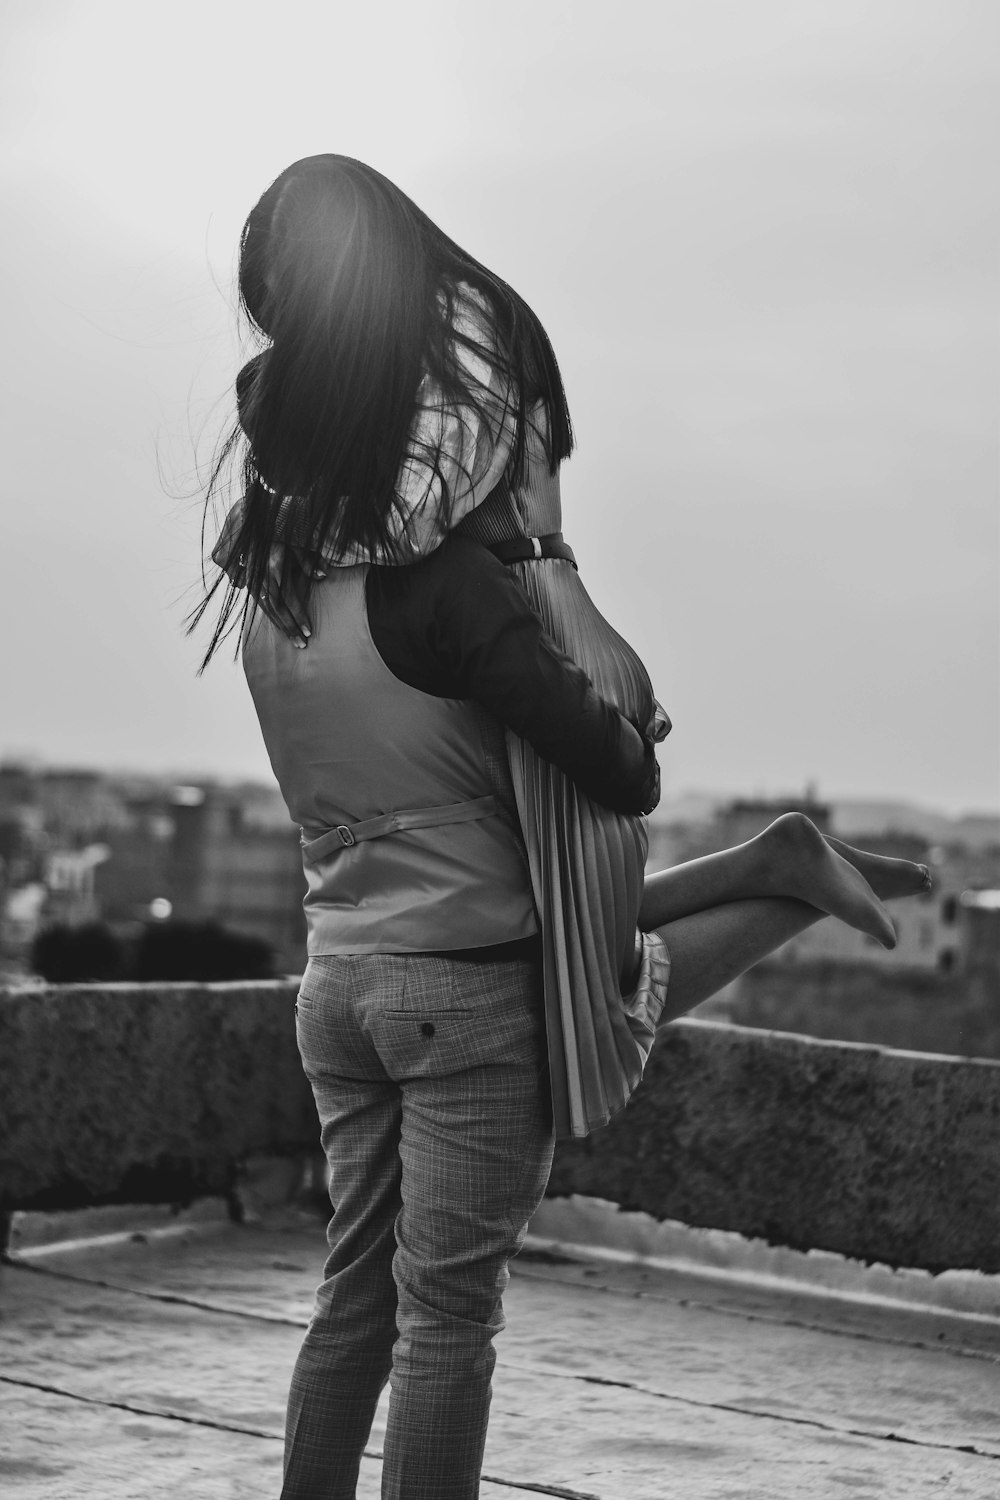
[
  {"x1": 0, "y1": 980, "x2": 315, "y2": 1213},
  {"x1": 548, "y1": 1019, "x2": 1000, "y2": 1274},
  {"x1": 3, "y1": 985, "x2": 999, "y2": 1273},
  {"x1": 729, "y1": 957, "x2": 1000, "y2": 1060}
]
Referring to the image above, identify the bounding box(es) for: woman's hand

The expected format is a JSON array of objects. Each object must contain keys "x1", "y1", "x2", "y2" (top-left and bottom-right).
[
  {"x1": 259, "y1": 546, "x2": 325, "y2": 648},
  {"x1": 212, "y1": 499, "x2": 325, "y2": 646}
]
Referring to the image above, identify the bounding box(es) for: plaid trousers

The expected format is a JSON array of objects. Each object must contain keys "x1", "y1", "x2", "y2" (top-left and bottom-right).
[{"x1": 282, "y1": 949, "x2": 555, "y2": 1500}]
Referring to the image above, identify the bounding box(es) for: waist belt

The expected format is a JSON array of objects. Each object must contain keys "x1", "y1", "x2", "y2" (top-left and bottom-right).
[
  {"x1": 487, "y1": 533, "x2": 577, "y2": 569},
  {"x1": 301, "y1": 795, "x2": 499, "y2": 865}
]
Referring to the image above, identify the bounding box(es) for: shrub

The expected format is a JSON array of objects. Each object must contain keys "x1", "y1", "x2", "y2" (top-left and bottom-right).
[
  {"x1": 31, "y1": 923, "x2": 125, "y2": 983},
  {"x1": 130, "y1": 919, "x2": 276, "y2": 982}
]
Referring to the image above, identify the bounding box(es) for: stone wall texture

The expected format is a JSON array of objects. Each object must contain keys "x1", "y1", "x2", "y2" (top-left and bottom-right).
[
  {"x1": 0, "y1": 981, "x2": 315, "y2": 1212},
  {"x1": 729, "y1": 957, "x2": 1000, "y2": 1060},
  {"x1": 548, "y1": 1019, "x2": 1000, "y2": 1274},
  {"x1": 3, "y1": 986, "x2": 1000, "y2": 1273}
]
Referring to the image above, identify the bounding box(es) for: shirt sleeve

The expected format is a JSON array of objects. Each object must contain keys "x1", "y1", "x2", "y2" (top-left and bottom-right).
[
  {"x1": 389, "y1": 286, "x2": 516, "y2": 559},
  {"x1": 367, "y1": 536, "x2": 660, "y2": 816}
]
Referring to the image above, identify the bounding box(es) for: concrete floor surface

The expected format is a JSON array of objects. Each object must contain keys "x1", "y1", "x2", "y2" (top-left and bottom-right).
[{"x1": 2, "y1": 1211, "x2": 999, "y2": 1499}]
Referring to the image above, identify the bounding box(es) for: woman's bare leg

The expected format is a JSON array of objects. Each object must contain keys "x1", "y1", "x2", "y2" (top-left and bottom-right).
[
  {"x1": 639, "y1": 813, "x2": 929, "y2": 949},
  {"x1": 654, "y1": 896, "x2": 822, "y2": 1022}
]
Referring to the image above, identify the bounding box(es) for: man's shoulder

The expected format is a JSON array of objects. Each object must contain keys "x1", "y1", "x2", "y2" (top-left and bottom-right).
[
  {"x1": 368, "y1": 533, "x2": 503, "y2": 617},
  {"x1": 428, "y1": 531, "x2": 494, "y2": 563},
  {"x1": 408, "y1": 532, "x2": 502, "y2": 587}
]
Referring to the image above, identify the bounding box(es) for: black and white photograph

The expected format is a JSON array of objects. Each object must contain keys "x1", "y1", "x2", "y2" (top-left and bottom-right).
[{"x1": 1, "y1": 3, "x2": 998, "y2": 1497}]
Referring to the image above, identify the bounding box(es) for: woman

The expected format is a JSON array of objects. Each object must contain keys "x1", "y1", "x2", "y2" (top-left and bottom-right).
[{"x1": 197, "y1": 154, "x2": 928, "y2": 1499}]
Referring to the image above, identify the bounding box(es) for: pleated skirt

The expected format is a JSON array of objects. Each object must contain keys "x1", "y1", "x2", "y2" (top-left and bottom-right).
[{"x1": 503, "y1": 557, "x2": 671, "y2": 1139}]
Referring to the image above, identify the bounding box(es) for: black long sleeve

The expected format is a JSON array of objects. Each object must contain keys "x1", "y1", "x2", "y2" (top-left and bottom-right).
[{"x1": 365, "y1": 535, "x2": 659, "y2": 816}]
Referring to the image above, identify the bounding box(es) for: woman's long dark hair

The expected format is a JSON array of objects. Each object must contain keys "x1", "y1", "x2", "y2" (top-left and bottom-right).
[{"x1": 192, "y1": 154, "x2": 573, "y2": 665}]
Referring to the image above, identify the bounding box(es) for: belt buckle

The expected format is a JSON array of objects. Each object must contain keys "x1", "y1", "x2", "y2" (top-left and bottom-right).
[{"x1": 336, "y1": 825, "x2": 356, "y2": 847}]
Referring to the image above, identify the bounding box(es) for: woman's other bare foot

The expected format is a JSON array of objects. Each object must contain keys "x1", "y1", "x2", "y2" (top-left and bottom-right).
[
  {"x1": 758, "y1": 814, "x2": 897, "y2": 948},
  {"x1": 825, "y1": 836, "x2": 932, "y2": 901}
]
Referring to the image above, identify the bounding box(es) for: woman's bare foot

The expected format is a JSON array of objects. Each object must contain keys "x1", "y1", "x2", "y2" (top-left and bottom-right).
[
  {"x1": 758, "y1": 814, "x2": 897, "y2": 948},
  {"x1": 824, "y1": 836, "x2": 932, "y2": 901}
]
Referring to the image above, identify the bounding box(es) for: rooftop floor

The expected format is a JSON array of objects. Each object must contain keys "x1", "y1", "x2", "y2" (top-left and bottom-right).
[{"x1": 2, "y1": 1204, "x2": 999, "y2": 1499}]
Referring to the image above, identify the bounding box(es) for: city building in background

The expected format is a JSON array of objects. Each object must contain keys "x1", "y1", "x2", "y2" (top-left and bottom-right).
[
  {"x1": 3, "y1": 764, "x2": 999, "y2": 1057},
  {"x1": 646, "y1": 789, "x2": 1000, "y2": 1057},
  {"x1": 647, "y1": 790, "x2": 1000, "y2": 976},
  {"x1": 0, "y1": 763, "x2": 306, "y2": 976}
]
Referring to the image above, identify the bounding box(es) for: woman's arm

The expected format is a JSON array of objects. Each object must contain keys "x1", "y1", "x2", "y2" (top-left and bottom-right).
[{"x1": 367, "y1": 535, "x2": 660, "y2": 817}]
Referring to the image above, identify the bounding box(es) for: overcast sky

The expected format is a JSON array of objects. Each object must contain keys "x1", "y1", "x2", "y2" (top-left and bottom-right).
[{"x1": 1, "y1": 0, "x2": 997, "y2": 814}]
